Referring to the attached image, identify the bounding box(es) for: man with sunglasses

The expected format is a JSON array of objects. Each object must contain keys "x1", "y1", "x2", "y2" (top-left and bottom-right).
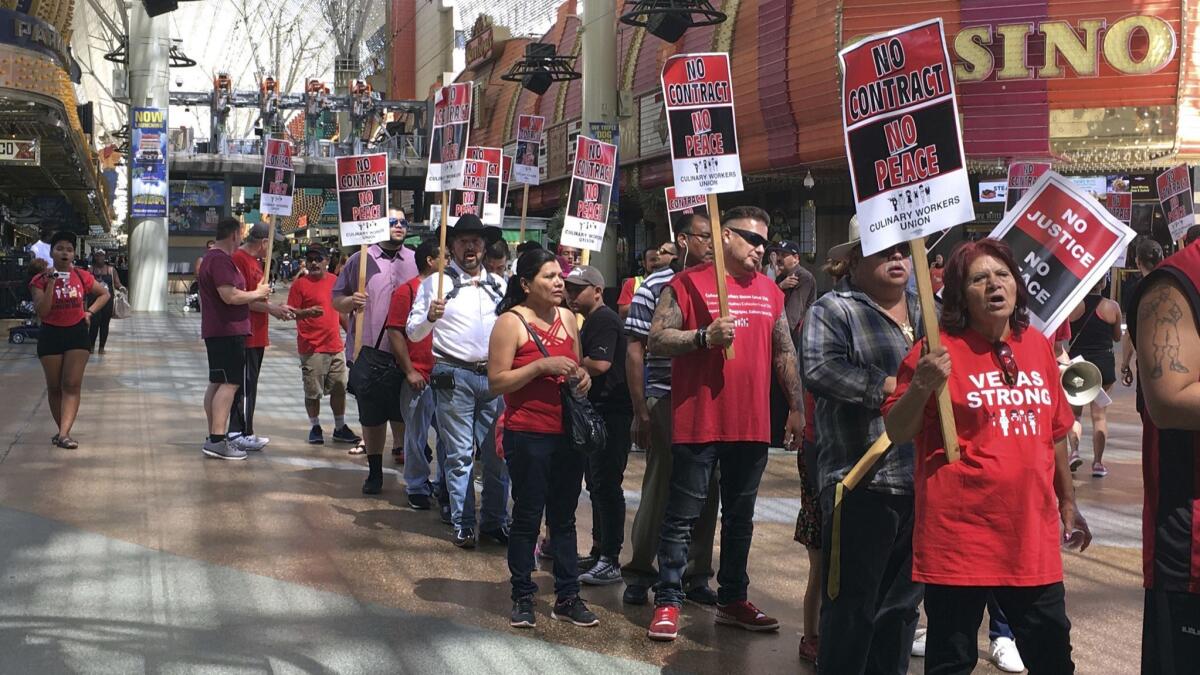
[
  {"x1": 645, "y1": 206, "x2": 805, "y2": 641},
  {"x1": 801, "y1": 217, "x2": 924, "y2": 674},
  {"x1": 332, "y1": 208, "x2": 418, "y2": 493}
]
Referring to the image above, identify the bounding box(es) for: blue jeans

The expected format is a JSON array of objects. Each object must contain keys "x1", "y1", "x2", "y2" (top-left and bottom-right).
[
  {"x1": 431, "y1": 362, "x2": 508, "y2": 531},
  {"x1": 504, "y1": 430, "x2": 585, "y2": 602},
  {"x1": 401, "y1": 382, "x2": 447, "y2": 496},
  {"x1": 989, "y1": 595, "x2": 1015, "y2": 640},
  {"x1": 655, "y1": 442, "x2": 769, "y2": 607}
]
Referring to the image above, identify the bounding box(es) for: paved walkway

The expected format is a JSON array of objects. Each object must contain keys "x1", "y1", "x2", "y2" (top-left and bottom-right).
[{"x1": 0, "y1": 310, "x2": 1148, "y2": 673}]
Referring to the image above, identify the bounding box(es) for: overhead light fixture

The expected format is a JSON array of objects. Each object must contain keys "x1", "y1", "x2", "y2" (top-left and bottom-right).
[
  {"x1": 500, "y1": 43, "x2": 580, "y2": 96},
  {"x1": 803, "y1": 171, "x2": 815, "y2": 189},
  {"x1": 619, "y1": 1, "x2": 726, "y2": 43}
]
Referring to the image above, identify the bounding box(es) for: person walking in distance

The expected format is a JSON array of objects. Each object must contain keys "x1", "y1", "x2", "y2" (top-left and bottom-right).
[
  {"x1": 29, "y1": 231, "x2": 110, "y2": 449},
  {"x1": 228, "y1": 222, "x2": 296, "y2": 451},
  {"x1": 801, "y1": 216, "x2": 924, "y2": 675},
  {"x1": 197, "y1": 218, "x2": 270, "y2": 460},
  {"x1": 332, "y1": 209, "x2": 418, "y2": 492},
  {"x1": 286, "y1": 244, "x2": 361, "y2": 446},
  {"x1": 407, "y1": 214, "x2": 510, "y2": 548},
  {"x1": 1065, "y1": 278, "x2": 1123, "y2": 477},
  {"x1": 86, "y1": 249, "x2": 123, "y2": 354},
  {"x1": 386, "y1": 238, "x2": 448, "y2": 511},
  {"x1": 622, "y1": 213, "x2": 720, "y2": 606},
  {"x1": 1129, "y1": 236, "x2": 1200, "y2": 675},
  {"x1": 564, "y1": 265, "x2": 633, "y2": 586},
  {"x1": 645, "y1": 206, "x2": 804, "y2": 641},
  {"x1": 488, "y1": 248, "x2": 599, "y2": 629}
]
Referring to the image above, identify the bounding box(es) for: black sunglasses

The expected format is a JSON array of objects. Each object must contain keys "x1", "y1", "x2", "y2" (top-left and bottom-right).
[
  {"x1": 389, "y1": 217, "x2": 408, "y2": 227},
  {"x1": 727, "y1": 227, "x2": 770, "y2": 249},
  {"x1": 874, "y1": 243, "x2": 911, "y2": 258},
  {"x1": 993, "y1": 341, "x2": 1019, "y2": 386}
]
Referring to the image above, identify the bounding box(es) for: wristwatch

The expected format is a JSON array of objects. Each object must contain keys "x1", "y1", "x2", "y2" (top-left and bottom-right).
[{"x1": 694, "y1": 327, "x2": 709, "y2": 349}]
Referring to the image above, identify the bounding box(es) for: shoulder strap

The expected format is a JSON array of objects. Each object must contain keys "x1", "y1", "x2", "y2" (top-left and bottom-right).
[{"x1": 510, "y1": 310, "x2": 551, "y2": 358}]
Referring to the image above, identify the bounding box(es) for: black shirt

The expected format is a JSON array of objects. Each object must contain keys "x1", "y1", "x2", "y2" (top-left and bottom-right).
[{"x1": 580, "y1": 305, "x2": 631, "y2": 412}]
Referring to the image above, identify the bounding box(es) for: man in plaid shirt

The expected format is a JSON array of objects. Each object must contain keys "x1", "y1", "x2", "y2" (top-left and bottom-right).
[{"x1": 800, "y1": 217, "x2": 925, "y2": 675}]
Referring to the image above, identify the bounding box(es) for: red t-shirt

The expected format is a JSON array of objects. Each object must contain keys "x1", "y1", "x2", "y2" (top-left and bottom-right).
[
  {"x1": 286, "y1": 272, "x2": 343, "y2": 355},
  {"x1": 929, "y1": 267, "x2": 945, "y2": 294},
  {"x1": 504, "y1": 311, "x2": 577, "y2": 435},
  {"x1": 384, "y1": 276, "x2": 434, "y2": 379},
  {"x1": 618, "y1": 277, "x2": 639, "y2": 307},
  {"x1": 669, "y1": 263, "x2": 784, "y2": 444},
  {"x1": 882, "y1": 328, "x2": 1074, "y2": 587},
  {"x1": 232, "y1": 249, "x2": 268, "y2": 348},
  {"x1": 30, "y1": 268, "x2": 94, "y2": 327},
  {"x1": 1052, "y1": 321, "x2": 1071, "y2": 345}
]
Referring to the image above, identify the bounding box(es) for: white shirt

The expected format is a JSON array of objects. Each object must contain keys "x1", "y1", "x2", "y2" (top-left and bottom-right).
[{"x1": 407, "y1": 260, "x2": 506, "y2": 363}]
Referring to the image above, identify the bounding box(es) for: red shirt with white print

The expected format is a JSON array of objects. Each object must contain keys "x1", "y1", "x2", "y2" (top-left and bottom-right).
[
  {"x1": 30, "y1": 268, "x2": 94, "y2": 327},
  {"x1": 883, "y1": 327, "x2": 1075, "y2": 587}
]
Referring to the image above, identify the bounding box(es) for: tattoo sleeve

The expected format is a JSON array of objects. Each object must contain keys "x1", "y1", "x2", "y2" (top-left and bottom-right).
[
  {"x1": 1139, "y1": 284, "x2": 1191, "y2": 380},
  {"x1": 772, "y1": 314, "x2": 804, "y2": 411},
  {"x1": 647, "y1": 286, "x2": 698, "y2": 356}
]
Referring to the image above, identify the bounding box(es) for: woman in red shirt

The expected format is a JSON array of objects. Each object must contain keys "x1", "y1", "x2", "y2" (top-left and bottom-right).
[
  {"x1": 28, "y1": 231, "x2": 110, "y2": 449},
  {"x1": 488, "y1": 248, "x2": 596, "y2": 631},
  {"x1": 883, "y1": 239, "x2": 1092, "y2": 674}
]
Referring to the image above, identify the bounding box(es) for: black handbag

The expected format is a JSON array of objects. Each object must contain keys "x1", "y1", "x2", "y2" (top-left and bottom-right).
[
  {"x1": 347, "y1": 321, "x2": 403, "y2": 399},
  {"x1": 511, "y1": 311, "x2": 607, "y2": 456}
]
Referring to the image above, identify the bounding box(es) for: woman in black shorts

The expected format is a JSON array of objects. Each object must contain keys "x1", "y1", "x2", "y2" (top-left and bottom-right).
[
  {"x1": 28, "y1": 232, "x2": 110, "y2": 449},
  {"x1": 1067, "y1": 278, "x2": 1123, "y2": 477},
  {"x1": 87, "y1": 249, "x2": 123, "y2": 354}
]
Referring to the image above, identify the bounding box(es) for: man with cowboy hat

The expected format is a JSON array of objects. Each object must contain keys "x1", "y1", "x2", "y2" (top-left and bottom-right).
[
  {"x1": 800, "y1": 215, "x2": 925, "y2": 675},
  {"x1": 407, "y1": 213, "x2": 511, "y2": 549}
]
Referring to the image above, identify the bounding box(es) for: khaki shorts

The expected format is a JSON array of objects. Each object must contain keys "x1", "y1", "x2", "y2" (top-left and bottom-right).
[{"x1": 300, "y1": 351, "x2": 347, "y2": 400}]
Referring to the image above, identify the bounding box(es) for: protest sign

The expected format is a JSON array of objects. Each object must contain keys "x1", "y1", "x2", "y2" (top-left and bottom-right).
[
  {"x1": 446, "y1": 156, "x2": 489, "y2": 225},
  {"x1": 471, "y1": 146, "x2": 504, "y2": 225},
  {"x1": 1006, "y1": 162, "x2": 1052, "y2": 212},
  {"x1": 260, "y1": 138, "x2": 295, "y2": 216},
  {"x1": 131, "y1": 107, "x2": 168, "y2": 218},
  {"x1": 1156, "y1": 164, "x2": 1195, "y2": 242},
  {"x1": 500, "y1": 154, "x2": 513, "y2": 207},
  {"x1": 1106, "y1": 191, "x2": 1132, "y2": 224},
  {"x1": 839, "y1": 18, "x2": 974, "y2": 257},
  {"x1": 513, "y1": 115, "x2": 544, "y2": 185},
  {"x1": 335, "y1": 153, "x2": 389, "y2": 246},
  {"x1": 425, "y1": 82, "x2": 472, "y2": 192},
  {"x1": 661, "y1": 52, "x2": 742, "y2": 197},
  {"x1": 560, "y1": 135, "x2": 617, "y2": 252},
  {"x1": 664, "y1": 186, "x2": 708, "y2": 225},
  {"x1": 990, "y1": 171, "x2": 1136, "y2": 337}
]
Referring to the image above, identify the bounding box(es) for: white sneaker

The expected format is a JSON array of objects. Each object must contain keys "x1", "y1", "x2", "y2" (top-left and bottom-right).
[
  {"x1": 911, "y1": 628, "x2": 927, "y2": 657},
  {"x1": 231, "y1": 434, "x2": 269, "y2": 451},
  {"x1": 990, "y1": 637, "x2": 1025, "y2": 673}
]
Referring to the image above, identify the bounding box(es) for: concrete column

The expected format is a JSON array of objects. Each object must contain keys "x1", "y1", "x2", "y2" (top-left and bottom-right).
[
  {"x1": 127, "y1": 1, "x2": 171, "y2": 312},
  {"x1": 580, "y1": 0, "x2": 618, "y2": 282}
]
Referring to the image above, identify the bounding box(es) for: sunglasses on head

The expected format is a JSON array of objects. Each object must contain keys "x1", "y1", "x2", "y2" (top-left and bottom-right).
[
  {"x1": 874, "y1": 243, "x2": 911, "y2": 258},
  {"x1": 727, "y1": 227, "x2": 770, "y2": 249},
  {"x1": 993, "y1": 341, "x2": 1019, "y2": 386}
]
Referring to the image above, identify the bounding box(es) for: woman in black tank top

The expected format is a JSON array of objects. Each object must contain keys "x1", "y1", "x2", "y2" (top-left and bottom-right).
[
  {"x1": 88, "y1": 250, "x2": 123, "y2": 354},
  {"x1": 1065, "y1": 281, "x2": 1123, "y2": 477}
]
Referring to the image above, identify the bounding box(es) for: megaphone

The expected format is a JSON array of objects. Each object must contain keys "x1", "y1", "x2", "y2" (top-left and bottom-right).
[{"x1": 1060, "y1": 357, "x2": 1103, "y2": 407}]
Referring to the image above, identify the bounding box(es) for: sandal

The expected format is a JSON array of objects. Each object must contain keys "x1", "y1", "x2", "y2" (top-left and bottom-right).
[
  {"x1": 54, "y1": 436, "x2": 78, "y2": 449},
  {"x1": 51, "y1": 434, "x2": 59, "y2": 446},
  {"x1": 347, "y1": 443, "x2": 366, "y2": 456}
]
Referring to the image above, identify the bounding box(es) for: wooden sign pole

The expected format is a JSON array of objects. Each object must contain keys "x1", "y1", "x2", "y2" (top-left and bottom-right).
[
  {"x1": 580, "y1": 249, "x2": 591, "y2": 266},
  {"x1": 911, "y1": 236, "x2": 960, "y2": 462},
  {"x1": 352, "y1": 242, "x2": 368, "y2": 360},
  {"x1": 705, "y1": 193, "x2": 733, "y2": 359},
  {"x1": 436, "y1": 189, "x2": 449, "y2": 300},
  {"x1": 518, "y1": 183, "x2": 529, "y2": 243},
  {"x1": 261, "y1": 214, "x2": 275, "y2": 285}
]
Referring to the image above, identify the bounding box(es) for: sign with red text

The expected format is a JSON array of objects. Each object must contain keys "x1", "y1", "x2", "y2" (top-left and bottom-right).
[
  {"x1": 560, "y1": 135, "x2": 617, "y2": 252},
  {"x1": 259, "y1": 138, "x2": 295, "y2": 216},
  {"x1": 664, "y1": 186, "x2": 708, "y2": 223},
  {"x1": 1106, "y1": 191, "x2": 1132, "y2": 224},
  {"x1": 425, "y1": 82, "x2": 472, "y2": 192},
  {"x1": 840, "y1": 18, "x2": 974, "y2": 256},
  {"x1": 1156, "y1": 164, "x2": 1195, "y2": 242},
  {"x1": 500, "y1": 154, "x2": 513, "y2": 207},
  {"x1": 1006, "y1": 162, "x2": 1052, "y2": 212},
  {"x1": 513, "y1": 114, "x2": 544, "y2": 185},
  {"x1": 446, "y1": 157, "x2": 489, "y2": 226},
  {"x1": 990, "y1": 172, "x2": 1136, "y2": 337},
  {"x1": 336, "y1": 153, "x2": 389, "y2": 246},
  {"x1": 661, "y1": 52, "x2": 743, "y2": 197}
]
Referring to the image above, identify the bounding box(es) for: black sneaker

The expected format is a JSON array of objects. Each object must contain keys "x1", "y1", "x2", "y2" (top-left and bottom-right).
[
  {"x1": 580, "y1": 557, "x2": 623, "y2": 586},
  {"x1": 552, "y1": 596, "x2": 599, "y2": 627},
  {"x1": 332, "y1": 425, "x2": 361, "y2": 444},
  {"x1": 577, "y1": 553, "x2": 599, "y2": 572},
  {"x1": 362, "y1": 474, "x2": 383, "y2": 495},
  {"x1": 453, "y1": 528, "x2": 476, "y2": 549},
  {"x1": 392, "y1": 446, "x2": 404, "y2": 464},
  {"x1": 439, "y1": 503, "x2": 452, "y2": 525},
  {"x1": 623, "y1": 583, "x2": 649, "y2": 605},
  {"x1": 685, "y1": 584, "x2": 718, "y2": 606},
  {"x1": 407, "y1": 493, "x2": 432, "y2": 511},
  {"x1": 481, "y1": 526, "x2": 510, "y2": 545},
  {"x1": 308, "y1": 425, "x2": 325, "y2": 445},
  {"x1": 510, "y1": 596, "x2": 535, "y2": 628}
]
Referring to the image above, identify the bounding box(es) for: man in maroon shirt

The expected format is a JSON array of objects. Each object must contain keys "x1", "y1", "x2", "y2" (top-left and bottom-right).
[
  {"x1": 228, "y1": 221, "x2": 295, "y2": 451},
  {"x1": 645, "y1": 205, "x2": 805, "y2": 641}
]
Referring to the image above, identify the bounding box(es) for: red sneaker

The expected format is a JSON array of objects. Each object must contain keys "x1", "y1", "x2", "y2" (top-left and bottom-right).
[
  {"x1": 716, "y1": 600, "x2": 780, "y2": 632},
  {"x1": 647, "y1": 605, "x2": 679, "y2": 641},
  {"x1": 798, "y1": 635, "x2": 820, "y2": 662}
]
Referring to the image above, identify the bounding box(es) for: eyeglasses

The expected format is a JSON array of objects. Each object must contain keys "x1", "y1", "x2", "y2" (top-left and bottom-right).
[
  {"x1": 684, "y1": 231, "x2": 713, "y2": 242},
  {"x1": 874, "y1": 243, "x2": 911, "y2": 258},
  {"x1": 389, "y1": 218, "x2": 408, "y2": 227},
  {"x1": 993, "y1": 341, "x2": 1019, "y2": 386},
  {"x1": 727, "y1": 227, "x2": 770, "y2": 249},
  {"x1": 657, "y1": 247, "x2": 676, "y2": 256}
]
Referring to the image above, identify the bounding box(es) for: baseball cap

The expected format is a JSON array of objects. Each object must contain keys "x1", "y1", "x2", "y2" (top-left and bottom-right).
[
  {"x1": 305, "y1": 244, "x2": 327, "y2": 260},
  {"x1": 771, "y1": 240, "x2": 801, "y2": 256},
  {"x1": 246, "y1": 222, "x2": 272, "y2": 241},
  {"x1": 564, "y1": 265, "x2": 605, "y2": 288}
]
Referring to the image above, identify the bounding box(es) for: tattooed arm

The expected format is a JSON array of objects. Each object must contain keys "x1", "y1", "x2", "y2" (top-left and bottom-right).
[
  {"x1": 1136, "y1": 277, "x2": 1200, "y2": 430},
  {"x1": 772, "y1": 313, "x2": 806, "y2": 449},
  {"x1": 647, "y1": 286, "x2": 735, "y2": 356}
]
